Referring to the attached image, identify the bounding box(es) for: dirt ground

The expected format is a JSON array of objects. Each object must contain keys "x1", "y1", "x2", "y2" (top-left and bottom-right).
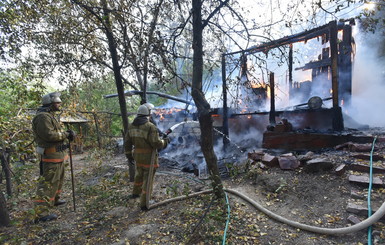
[{"x1": 1, "y1": 132, "x2": 385, "y2": 244}]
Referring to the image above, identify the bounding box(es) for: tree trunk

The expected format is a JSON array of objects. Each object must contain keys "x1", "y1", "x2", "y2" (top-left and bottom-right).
[
  {"x1": 1, "y1": 149, "x2": 12, "y2": 195},
  {"x1": 101, "y1": 1, "x2": 135, "y2": 181},
  {"x1": 101, "y1": 1, "x2": 129, "y2": 134},
  {"x1": 0, "y1": 191, "x2": 10, "y2": 227},
  {"x1": 191, "y1": 0, "x2": 223, "y2": 198}
]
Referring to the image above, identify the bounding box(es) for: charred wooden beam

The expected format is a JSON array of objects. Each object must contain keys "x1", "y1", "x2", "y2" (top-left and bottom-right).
[
  {"x1": 263, "y1": 131, "x2": 382, "y2": 150},
  {"x1": 226, "y1": 27, "x2": 328, "y2": 56},
  {"x1": 339, "y1": 24, "x2": 353, "y2": 107},
  {"x1": 262, "y1": 131, "x2": 349, "y2": 150},
  {"x1": 224, "y1": 19, "x2": 354, "y2": 56},
  {"x1": 295, "y1": 58, "x2": 331, "y2": 71},
  {"x1": 329, "y1": 20, "x2": 344, "y2": 131},
  {"x1": 269, "y1": 72, "x2": 276, "y2": 125},
  {"x1": 222, "y1": 54, "x2": 229, "y2": 149},
  {"x1": 288, "y1": 44, "x2": 293, "y2": 99},
  {"x1": 348, "y1": 163, "x2": 385, "y2": 174}
]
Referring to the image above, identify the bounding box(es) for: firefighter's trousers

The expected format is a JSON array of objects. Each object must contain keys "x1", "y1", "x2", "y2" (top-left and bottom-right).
[
  {"x1": 34, "y1": 161, "x2": 65, "y2": 216},
  {"x1": 133, "y1": 166, "x2": 156, "y2": 208}
]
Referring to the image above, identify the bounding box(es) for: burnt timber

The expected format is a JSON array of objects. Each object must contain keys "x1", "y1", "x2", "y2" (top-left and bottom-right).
[
  {"x1": 262, "y1": 131, "x2": 384, "y2": 151},
  {"x1": 221, "y1": 19, "x2": 356, "y2": 150}
]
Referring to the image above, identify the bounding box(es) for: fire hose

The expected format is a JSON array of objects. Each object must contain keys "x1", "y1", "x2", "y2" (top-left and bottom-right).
[
  {"x1": 146, "y1": 123, "x2": 385, "y2": 235},
  {"x1": 148, "y1": 187, "x2": 385, "y2": 235},
  {"x1": 164, "y1": 120, "x2": 199, "y2": 135},
  {"x1": 150, "y1": 167, "x2": 385, "y2": 239},
  {"x1": 367, "y1": 136, "x2": 377, "y2": 245},
  {"x1": 148, "y1": 141, "x2": 385, "y2": 236},
  {"x1": 224, "y1": 188, "x2": 385, "y2": 235}
]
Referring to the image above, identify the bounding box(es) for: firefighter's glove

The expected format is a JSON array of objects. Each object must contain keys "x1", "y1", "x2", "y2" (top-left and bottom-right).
[
  {"x1": 66, "y1": 130, "x2": 76, "y2": 142},
  {"x1": 163, "y1": 136, "x2": 170, "y2": 147},
  {"x1": 159, "y1": 131, "x2": 166, "y2": 138},
  {"x1": 126, "y1": 154, "x2": 134, "y2": 164}
]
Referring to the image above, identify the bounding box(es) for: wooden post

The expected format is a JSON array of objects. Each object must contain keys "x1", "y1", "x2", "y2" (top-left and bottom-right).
[
  {"x1": 339, "y1": 23, "x2": 353, "y2": 107},
  {"x1": 68, "y1": 141, "x2": 76, "y2": 212},
  {"x1": 288, "y1": 44, "x2": 293, "y2": 100},
  {"x1": 222, "y1": 54, "x2": 229, "y2": 150},
  {"x1": 92, "y1": 112, "x2": 102, "y2": 148},
  {"x1": 329, "y1": 20, "x2": 344, "y2": 131},
  {"x1": 269, "y1": 72, "x2": 276, "y2": 126}
]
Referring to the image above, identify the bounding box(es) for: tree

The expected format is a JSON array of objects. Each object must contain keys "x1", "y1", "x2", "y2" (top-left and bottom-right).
[
  {"x1": 357, "y1": 1, "x2": 385, "y2": 56},
  {"x1": 0, "y1": 69, "x2": 44, "y2": 227},
  {"x1": 69, "y1": 0, "x2": 130, "y2": 137},
  {"x1": 1, "y1": 0, "x2": 175, "y2": 127},
  {"x1": 191, "y1": 0, "x2": 233, "y2": 198},
  {"x1": 0, "y1": 191, "x2": 10, "y2": 227},
  {"x1": 1, "y1": 0, "x2": 186, "y2": 180}
]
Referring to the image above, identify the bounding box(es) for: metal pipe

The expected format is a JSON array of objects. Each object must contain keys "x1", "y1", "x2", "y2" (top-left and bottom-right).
[{"x1": 104, "y1": 90, "x2": 194, "y2": 106}]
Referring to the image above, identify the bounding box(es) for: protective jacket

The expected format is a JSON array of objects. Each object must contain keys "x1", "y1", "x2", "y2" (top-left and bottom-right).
[
  {"x1": 32, "y1": 108, "x2": 69, "y2": 162},
  {"x1": 124, "y1": 116, "x2": 167, "y2": 168},
  {"x1": 125, "y1": 115, "x2": 168, "y2": 208},
  {"x1": 32, "y1": 106, "x2": 69, "y2": 213}
]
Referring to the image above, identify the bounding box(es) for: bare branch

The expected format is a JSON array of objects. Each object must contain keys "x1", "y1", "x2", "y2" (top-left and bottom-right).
[{"x1": 202, "y1": 0, "x2": 230, "y2": 28}]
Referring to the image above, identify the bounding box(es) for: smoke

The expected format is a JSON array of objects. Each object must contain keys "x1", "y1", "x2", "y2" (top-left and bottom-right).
[
  {"x1": 350, "y1": 25, "x2": 385, "y2": 127},
  {"x1": 157, "y1": 21, "x2": 385, "y2": 175}
]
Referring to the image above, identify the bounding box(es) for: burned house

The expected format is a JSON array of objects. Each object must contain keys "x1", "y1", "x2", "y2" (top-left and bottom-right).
[{"x1": 219, "y1": 19, "x2": 360, "y2": 150}]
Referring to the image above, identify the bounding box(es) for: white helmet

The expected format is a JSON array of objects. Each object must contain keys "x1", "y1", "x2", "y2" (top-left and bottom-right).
[
  {"x1": 137, "y1": 103, "x2": 154, "y2": 116},
  {"x1": 42, "y1": 92, "x2": 62, "y2": 105}
]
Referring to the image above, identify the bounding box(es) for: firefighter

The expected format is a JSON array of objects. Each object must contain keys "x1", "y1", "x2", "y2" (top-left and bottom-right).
[
  {"x1": 32, "y1": 92, "x2": 75, "y2": 222},
  {"x1": 125, "y1": 103, "x2": 169, "y2": 211}
]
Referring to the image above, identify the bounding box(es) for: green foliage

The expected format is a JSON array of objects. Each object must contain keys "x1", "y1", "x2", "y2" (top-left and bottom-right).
[
  {"x1": 179, "y1": 196, "x2": 228, "y2": 243},
  {"x1": 166, "y1": 180, "x2": 181, "y2": 197},
  {"x1": 69, "y1": 74, "x2": 140, "y2": 137},
  {"x1": 357, "y1": 2, "x2": 385, "y2": 57},
  {"x1": 357, "y1": 2, "x2": 385, "y2": 34},
  {"x1": 275, "y1": 177, "x2": 287, "y2": 193},
  {"x1": 0, "y1": 69, "x2": 44, "y2": 118},
  {"x1": 11, "y1": 164, "x2": 36, "y2": 195},
  {"x1": 225, "y1": 161, "x2": 243, "y2": 177},
  {"x1": 75, "y1": 75, "x2": 121, "y2": 113},
  {"x1": 0, "y1": 70, "x2": 46, "y2": 183},
  {"x1": 242, "y1": 159, "x2": 263, "y2": 181}
]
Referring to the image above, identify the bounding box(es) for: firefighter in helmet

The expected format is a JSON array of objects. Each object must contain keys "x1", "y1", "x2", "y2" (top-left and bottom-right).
[
  {"x1": 124, "y1": 103, "x2": 169, "y2": 210},
  {"x1": 32, "y1": 92, "x2": 75, "y2": 222}
]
